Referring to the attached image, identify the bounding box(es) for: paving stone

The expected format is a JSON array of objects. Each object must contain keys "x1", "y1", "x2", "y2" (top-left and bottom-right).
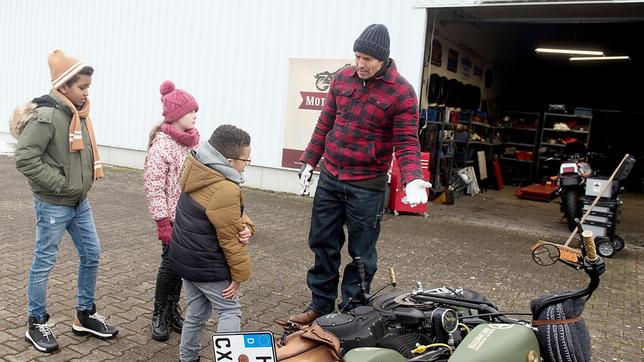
[
  {"x1": 0, "y1": 344, "x2": 20, "y2": 360},
  {"x1": 68, "y1": 348, "x2": 114, "y2": 361},
  {"x1": 66, "y1": 335, "x2": 112, "y2": 355},
  {"x1": 96, "y1": 336, "x2": 143, "y2": 358},
  {"x1": 31, "y1": 348, "x2": 83, "y2": 362},
  {"x1": 104, "y1": 349, "x2": 148, "y2": 361},
  {"x1": 4, "y1": 346, "x2": 61, "y2": 362},
  {"x1": 150, "y1": 350, "x2": 184, "y2": 362}
]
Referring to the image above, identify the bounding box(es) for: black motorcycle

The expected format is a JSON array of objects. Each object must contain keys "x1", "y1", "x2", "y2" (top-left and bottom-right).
[
  {"x1": 557, "y1": 142, "x2": 592, "y2": 231},
  {"x1": 278, "y1": 228, "x2": 604, "y2": 361}
]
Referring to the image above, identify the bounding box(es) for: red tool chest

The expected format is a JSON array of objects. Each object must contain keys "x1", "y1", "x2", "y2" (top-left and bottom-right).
[{"x1": 388, "y1": 152, "x2": 431, "y2": 216}]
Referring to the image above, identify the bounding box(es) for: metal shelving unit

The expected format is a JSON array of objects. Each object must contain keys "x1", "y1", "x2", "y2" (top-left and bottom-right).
[
  {"x1": 497, "y1": 110, "x2": 541, "y2": 184},
  {"x1": 454, "y1": 111, "x2": 499, "y2": 169},
  {"x1": 419, "y1": 108, "x2": 455, "y2": 194},
  {"x1": 536, "y1": 111, "x2": 593, "y2": 179}
]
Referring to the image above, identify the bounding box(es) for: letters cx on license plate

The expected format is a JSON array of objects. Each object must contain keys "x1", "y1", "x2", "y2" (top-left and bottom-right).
[{"x1": 212, "y1": 331, "x2": 277, "y2": 362}]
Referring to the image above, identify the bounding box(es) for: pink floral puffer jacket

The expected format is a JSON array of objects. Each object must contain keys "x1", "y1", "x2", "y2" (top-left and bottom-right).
[{"x1": 144, "y1": 131, "x2": 196, "y2": 222}]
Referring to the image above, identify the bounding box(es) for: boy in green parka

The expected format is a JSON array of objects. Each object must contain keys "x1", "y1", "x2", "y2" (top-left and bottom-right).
[{"x1": 11, "y1": 49, "x2": 118, "y2": 353}]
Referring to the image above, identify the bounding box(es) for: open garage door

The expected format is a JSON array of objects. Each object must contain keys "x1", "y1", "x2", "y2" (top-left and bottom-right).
[{"x1": 418, "y1": 1, "x2": 644, "y2": 192}]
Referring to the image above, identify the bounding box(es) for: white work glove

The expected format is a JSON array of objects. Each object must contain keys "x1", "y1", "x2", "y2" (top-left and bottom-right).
[
  {"x1": 404, "y1": 179, "x2": 432, "y2": 206},
  {"x1": 298, "y1": 163, "x2": 314, "y2": 187}
]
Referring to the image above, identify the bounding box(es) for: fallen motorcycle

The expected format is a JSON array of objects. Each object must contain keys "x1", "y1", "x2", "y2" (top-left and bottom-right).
[{"x1": 276, "y1": 224, "x2": 604, "y2": 362}]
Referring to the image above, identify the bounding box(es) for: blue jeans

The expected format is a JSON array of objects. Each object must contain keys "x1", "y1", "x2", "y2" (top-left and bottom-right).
[
  {"x1": 307, "y1": 171, "x2": 385, "y2": 314},
  {"x1": 180, "y1": 279, "x2": 241, "y2": 362},
  {"x1": 28, "y1": 198, "x2": 101, "y2": 318}
]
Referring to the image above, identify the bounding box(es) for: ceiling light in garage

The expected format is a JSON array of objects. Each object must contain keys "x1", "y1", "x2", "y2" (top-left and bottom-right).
[
  {"x1": 569, "y1": 55, "x2": 631, "y2": 61},
  {"x1": 535, "y1": 48, "x2": 604, "y2": 56}
]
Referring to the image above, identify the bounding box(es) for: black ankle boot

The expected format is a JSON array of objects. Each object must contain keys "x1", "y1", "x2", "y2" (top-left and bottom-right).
[
  {"x1": 151, "y1": 304, "x2": 170, "y2": 341},
  {"x1": 165, "y1": 301, "x2": 184, "y2": 333}
]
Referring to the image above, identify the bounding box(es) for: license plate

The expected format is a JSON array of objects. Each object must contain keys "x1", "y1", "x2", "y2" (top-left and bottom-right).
[{"x1": 212, "y1": 331, "x2": 277, "y2": 362}]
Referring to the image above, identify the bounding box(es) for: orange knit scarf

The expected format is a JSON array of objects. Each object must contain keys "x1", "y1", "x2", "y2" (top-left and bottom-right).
[{"x1": 52, "y1": 89, "x2": 104, "y2": 179}]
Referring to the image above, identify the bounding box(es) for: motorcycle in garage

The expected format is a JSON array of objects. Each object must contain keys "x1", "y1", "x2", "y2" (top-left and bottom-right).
[{"x1": 557, "y1": 142, "x2": 592, "y2": 231}]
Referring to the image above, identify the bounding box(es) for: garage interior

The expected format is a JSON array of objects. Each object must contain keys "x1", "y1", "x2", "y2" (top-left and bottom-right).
[{"x1": 419, "y1": 3, "x2": 644, "y2": 196}]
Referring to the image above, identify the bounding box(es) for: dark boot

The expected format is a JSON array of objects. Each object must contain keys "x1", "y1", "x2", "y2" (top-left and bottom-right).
[
  {"x1": 25, "y1": 313, "x2": 59, "y2": 353},
  {"x1": 151, "y1": 303, "x2": 170, "y2": 341},
  {"x1": 72, "y1": 304, "x2": 118, "y2": 339},
  {"x1": 166, "y1": 301, "x2": 184, "y2": 333}
]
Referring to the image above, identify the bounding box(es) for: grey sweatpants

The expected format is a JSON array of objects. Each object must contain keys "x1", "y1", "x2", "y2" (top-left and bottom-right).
[{"x1": 179, "y1": 279, "x2": 241, "y2": 362}]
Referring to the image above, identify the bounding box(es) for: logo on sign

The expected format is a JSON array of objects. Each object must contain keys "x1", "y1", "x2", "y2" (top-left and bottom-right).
[
  {"x1": 299, "y1": 64, "x2": 351, "y2": 111},
  {"x1": 313, "y1": 64, "x2": 350, "y2": 91}
]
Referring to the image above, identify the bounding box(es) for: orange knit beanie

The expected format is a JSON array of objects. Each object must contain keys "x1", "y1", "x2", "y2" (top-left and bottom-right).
[{"x1": 48, "y1": 49, "x2": 88, "y2": 89}]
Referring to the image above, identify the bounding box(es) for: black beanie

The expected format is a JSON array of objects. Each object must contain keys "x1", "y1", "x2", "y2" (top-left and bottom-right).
[{"x1": 353, "y1": 24, "x2": 390, "y2": 61}]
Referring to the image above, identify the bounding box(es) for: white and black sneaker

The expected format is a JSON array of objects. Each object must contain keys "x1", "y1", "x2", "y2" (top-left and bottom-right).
[
  {"x1": 25, "y1": 313, "x2": 59, "y2": 353},
  {"x1": 71, "y1": 304, "x2": 118, "y2": 339}
]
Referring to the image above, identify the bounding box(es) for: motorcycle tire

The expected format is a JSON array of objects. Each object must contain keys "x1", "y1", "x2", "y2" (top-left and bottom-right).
[
  {"x1": 471, "y1": 86, "x2": 481, "y2": 110},
  {"x1": 596, "y1": 237, "x2": 615, "y2": 258},
  {"x1": 461, "y1": 84, "x2": 472, "y2": 110},
  {"x1": 455, "y1": 81, "x2": 465, "y2": 109},
  {"x1": 371, "y1": 288, "x2": 486, "y2": 316},
  {"x1": 445, "y1": 79, "x2": 460, "y2": 107},
  {"x1": 427, "y1": 74, "x2": 440, "y2": 104},
  {"x1": 484, "y1": 68, "x2": 493, "y2": 89},
  {"x1": 612, "y1": 234, "x2": 625, "y2": 251},
  {"x1": 437, "y1": 76, "x2": 448, "y2": 105},
  {"x1": 562, "y1": 188, "x2": 582, "y2": 232}
]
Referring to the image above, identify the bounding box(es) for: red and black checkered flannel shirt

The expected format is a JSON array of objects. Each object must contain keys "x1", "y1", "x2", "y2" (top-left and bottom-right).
[{"x1": 300, "y1": 60, "x2": 423, "y2": 185}]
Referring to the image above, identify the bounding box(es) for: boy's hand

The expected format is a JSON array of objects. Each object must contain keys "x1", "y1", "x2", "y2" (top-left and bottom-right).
[
  {"x1": 222, "y1": 281, "x2": 240, "y2": 299},
  {"x1": 237, "y1": 224, "x2": 252, "y2": 245}
]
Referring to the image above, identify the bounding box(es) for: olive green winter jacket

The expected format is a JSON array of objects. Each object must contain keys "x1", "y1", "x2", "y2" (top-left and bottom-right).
[{"x1": 11, "y1": 93, "x2": 96, "y2": 206}]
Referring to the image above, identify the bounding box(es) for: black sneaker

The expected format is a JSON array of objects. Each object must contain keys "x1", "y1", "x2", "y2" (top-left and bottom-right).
[
  {"x1": 25, "y1": 313, "x2": 59, "y2": 353},
  {"x1": 72, "y1": 305, "x2": 118, "y2": 339}
]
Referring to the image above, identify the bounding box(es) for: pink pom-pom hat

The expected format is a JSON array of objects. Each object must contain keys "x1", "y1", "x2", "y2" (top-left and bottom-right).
[{"x1": 159, "y1": 80, "x2": 199, "y2": 123}]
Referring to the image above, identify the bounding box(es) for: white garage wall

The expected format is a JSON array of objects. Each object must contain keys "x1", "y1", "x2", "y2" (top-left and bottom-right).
[{"x1": 0, "y1": 0, "x2": 426, "y2": 192}]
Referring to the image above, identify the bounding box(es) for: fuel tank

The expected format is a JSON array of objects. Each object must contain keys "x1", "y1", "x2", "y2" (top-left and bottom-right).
[{"x1": 448, "y1": 324, "x2": 540, "y2": 362}]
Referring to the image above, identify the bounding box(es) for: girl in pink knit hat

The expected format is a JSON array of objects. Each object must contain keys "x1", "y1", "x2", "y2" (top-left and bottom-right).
[{"x1": 143, "y1": 80, "x2": 201, "y2": 341}]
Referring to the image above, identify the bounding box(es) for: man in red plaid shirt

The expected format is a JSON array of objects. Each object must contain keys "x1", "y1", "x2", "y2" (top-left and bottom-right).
[{"x1": 289, "y1": 24, "x2": 431, "y2": 325}]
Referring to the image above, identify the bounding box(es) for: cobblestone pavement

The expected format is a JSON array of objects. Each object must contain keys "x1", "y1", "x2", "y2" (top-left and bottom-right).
[{"x1": 0, "y1": 155, "x2": 642, "y2": 361}]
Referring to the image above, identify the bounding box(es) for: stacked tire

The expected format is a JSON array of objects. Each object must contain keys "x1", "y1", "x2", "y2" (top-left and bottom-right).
[{"x1": 427, "y1": 73, "x2": 481, "y2": 110}]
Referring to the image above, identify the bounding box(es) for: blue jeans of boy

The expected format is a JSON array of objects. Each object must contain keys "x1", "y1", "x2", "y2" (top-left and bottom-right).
[
  {"x1": 307, "y1": 171, "x2": 385, "y2": 314},
  {"x1": 28, "y1": 198, "x2": 101, "y2": 318}
]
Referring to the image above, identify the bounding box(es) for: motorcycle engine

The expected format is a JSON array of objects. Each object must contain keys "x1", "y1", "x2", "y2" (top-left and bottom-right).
[
  {"x1": 317, "y1": 303, "x2": 461, "y2": 360},
  {"x1": 316, "y1": 306, "x2": 386, "y2": 353}
]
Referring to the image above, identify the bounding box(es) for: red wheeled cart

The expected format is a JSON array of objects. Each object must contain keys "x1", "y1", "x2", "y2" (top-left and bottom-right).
[{"x1": 388, "y1": 152, "x2": 431, "y2": 216}]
